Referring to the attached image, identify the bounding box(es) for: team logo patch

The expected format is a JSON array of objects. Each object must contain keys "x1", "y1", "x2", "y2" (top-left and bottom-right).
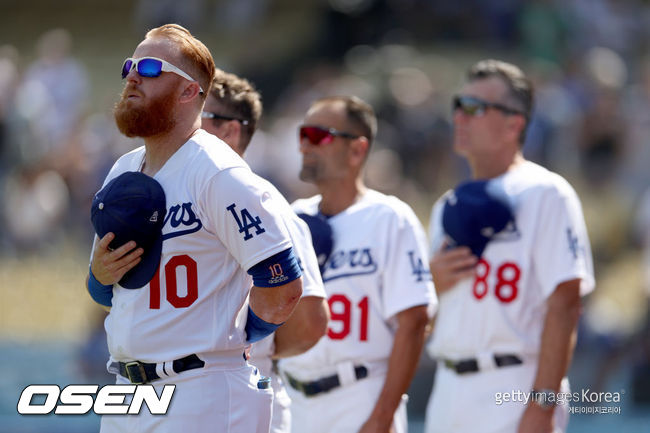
[
  {"x1": 227, "y1": 203, "x2": 266, "y2": 240},
  {"x1": 408, "y1": 251, "x2": 431, "y2": 282},
  {"x1": 566, "y1": 227, "x2": 581, "y2": 259}
]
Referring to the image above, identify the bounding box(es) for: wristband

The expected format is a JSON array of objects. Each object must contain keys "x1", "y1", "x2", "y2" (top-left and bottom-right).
[
  {"x1": 87, "y1": 267, "x2": 113, "y2": 307},
  {"x1": 245, "y1": 306, "x2": 282, "y2": 343}
]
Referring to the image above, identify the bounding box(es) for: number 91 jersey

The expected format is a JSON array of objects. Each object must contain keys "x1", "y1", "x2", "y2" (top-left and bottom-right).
[
  {"x1": 280, "y1": 190, "x2": 436, "y2": 378},
  {"x1": 427, "y1": 161, "x2": 595, "y2": 360}
]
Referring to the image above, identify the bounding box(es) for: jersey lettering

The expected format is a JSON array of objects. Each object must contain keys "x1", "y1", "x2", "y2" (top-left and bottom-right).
[
  {"x1": 226, "y1": 203, "x2": 266, "y2": 241},
  {"x1": 162, "y1": 202, "x2": 203, "y2": 240},
  {"x1": 322, "y1": 248, "x2": 377, "y2": 282},
  {"x1": 408, "y1": 251, "x2": 431, "y2": 282}
]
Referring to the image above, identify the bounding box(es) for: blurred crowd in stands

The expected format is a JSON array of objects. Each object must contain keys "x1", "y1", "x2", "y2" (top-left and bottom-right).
[{"x1": 2, "y1": 0, "x2": 650, "y2": 404}]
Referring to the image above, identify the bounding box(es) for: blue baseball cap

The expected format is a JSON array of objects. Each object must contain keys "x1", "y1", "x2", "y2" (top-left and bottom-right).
[
  {"x1": 442, "y1": 179, "x2": 514, "y2": 258},
  {"x1": 91, "y1": 171, "x2": 166, "y2": 289},
  {"x1": 296, "y1": 213, "x2": 333, "y2": 275}
]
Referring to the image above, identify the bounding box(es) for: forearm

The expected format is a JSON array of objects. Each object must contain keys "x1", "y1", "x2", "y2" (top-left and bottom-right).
[
  {"x1": 249, "y1": 277, "x2": 303, "y2": 324},
  {"x1": 533, "y1": 282, "x2": 582, "y2": 392},
  {"x1": 273, "y1": 296, "x2": 329, "y2": 358},
  {"x1": 368, "y1": 306, "x2": 428, "y2": 426}
]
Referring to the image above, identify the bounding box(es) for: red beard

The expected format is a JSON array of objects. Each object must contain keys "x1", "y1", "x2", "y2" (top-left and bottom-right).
[{"x1": 114, "y1": 86, "x2": 177, "y2": 138}]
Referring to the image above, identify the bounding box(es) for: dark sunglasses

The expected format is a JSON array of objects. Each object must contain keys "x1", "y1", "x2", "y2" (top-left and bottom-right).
[
  {"x1": 299, "y1": 125, "x2": 359, "y2": 145},
  {"x1": 122, "y1": 56, "x2": 204, "y2": 93},
  {"x1": 453, "y1": 95, "x2": 524, "y2": 117},
  {"x1": 201, "y1": 111, "x2": 250, "y2": 126}
]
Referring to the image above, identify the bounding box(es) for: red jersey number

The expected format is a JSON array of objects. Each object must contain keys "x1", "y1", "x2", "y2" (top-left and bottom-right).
[
  {"x1": 150, "y1": 255, "x2": 199, "y2": 309},
  {"x1": 472, "y1": 259, "x2": 520, "y2": 304},
  {"x1": 327, "y1": 294, "x2": 369, "y2": 341}
]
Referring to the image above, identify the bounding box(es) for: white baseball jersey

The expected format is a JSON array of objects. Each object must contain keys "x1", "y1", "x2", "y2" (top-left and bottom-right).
[
  {"x1": 97, "y1": 129, "x2": 294, "y2": 364},
  {"x1": 247, "y1": 177, "x2": 326, "y2": 367},
  {"x1": 280, "y1": 189, "x2": 436, "y2": 380},
  {"x1": 427, "y1": 160, "x2": 595, "y2": 360}
]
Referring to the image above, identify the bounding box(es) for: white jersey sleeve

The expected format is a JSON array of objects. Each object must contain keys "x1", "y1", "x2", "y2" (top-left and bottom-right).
[
  {"x1": 530, "y1": 184, "x2": 595, "y2": 298},
  {"x1": 383, "y1": 198, "x2": 438, "y2": 319},
  {"x1": 199, "y1": 167, "x2": 292, "y2": 271}
]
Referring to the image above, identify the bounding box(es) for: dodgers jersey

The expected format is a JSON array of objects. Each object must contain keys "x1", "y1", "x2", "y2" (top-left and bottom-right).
[
  {"x1": 427, "y1": 160, "x2": 595, "y2": 359},
  {"x1": 280, "y1": 190, "x2": 436, "y2": 380},
  {"x1": 248, "y1": 177, "x2": 327, "y2": 375},
  {"x1": 97, "y1": 129, "x2": 294, "y2": 363}
]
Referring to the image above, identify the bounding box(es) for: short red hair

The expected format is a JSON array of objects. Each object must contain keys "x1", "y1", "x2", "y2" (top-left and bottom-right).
[{"x1": 146, "y1": 24, "x2": 215, "y2": 99}]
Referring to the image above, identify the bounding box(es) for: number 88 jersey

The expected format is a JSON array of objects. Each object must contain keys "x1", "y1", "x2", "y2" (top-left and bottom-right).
[
  {"x1": 426, "y1": 161, "x2": 595, "y2": 361},
  {"x1": 280, "y1": 190, "x2": 436, "y2": 379}
]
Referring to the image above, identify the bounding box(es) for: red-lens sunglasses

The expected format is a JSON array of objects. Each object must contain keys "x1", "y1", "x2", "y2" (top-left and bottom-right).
[{"x1": 299, "y1": 125, "x2": 359, "y2": 145}]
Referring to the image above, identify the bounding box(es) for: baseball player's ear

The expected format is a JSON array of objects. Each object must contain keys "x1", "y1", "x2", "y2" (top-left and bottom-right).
[
  {"x1": 179, "y1": 82, "x2": 202, "y2": 103},
  {"x1": 506, "y1": 115, "x2": 526, "y2": 143},
  {"x1": 222, "y1": 120, "x2": 241, "y2": 143},
  {"x1": 349, "y1": 136, "x2": 369, "y2": 165}
]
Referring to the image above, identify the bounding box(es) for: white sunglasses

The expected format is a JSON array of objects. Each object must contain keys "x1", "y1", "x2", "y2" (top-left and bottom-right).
[{"x1": 121, "y1": 56, "x2": 204, "y2": 93}]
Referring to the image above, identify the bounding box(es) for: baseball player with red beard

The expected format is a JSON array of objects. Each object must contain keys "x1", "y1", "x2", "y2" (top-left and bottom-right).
[
  {"x1": 201, "y1": 67, "x2": 330, "y2": 433},
  {"x1": 280, "y1": 95, "x2": 436, "y2": 433},
  {"x1": 424, "y1": 59, "x2": 595, "y2": 433},
  {"x1": 86, "y1": 24, "x2": 303, "y2": 433}
]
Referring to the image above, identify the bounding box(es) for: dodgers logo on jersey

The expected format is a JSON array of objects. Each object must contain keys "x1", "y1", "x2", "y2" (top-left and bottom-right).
[
  {"x1": 566, "y1": 227, "x2": 581, "y2": 259},
  {"x1": 408, "y1": 251, "x2": 431, "y2": 282},
  {"x1": 227, "y1": 203, "x2": 266, "y2": 241},
  {"x1": 322, "y1": 247, "x2": 377, "y2": 282},
  {"x1": 162, "y1": 202, "x2": 203, "y2": 240}
]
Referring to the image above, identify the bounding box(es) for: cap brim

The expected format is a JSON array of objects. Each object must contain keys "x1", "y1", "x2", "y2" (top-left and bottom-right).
[{"x1": 118, "y1": 235, "x2": 163, "y2": 289}]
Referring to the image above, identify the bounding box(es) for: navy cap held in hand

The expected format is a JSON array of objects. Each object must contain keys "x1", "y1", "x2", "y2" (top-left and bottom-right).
[
  {"x1": 442, "y1": 180, "x2": 514, "y2": 258},
  {"x1": 91, "y1": 171, "x2": 166, "y2": 289}
]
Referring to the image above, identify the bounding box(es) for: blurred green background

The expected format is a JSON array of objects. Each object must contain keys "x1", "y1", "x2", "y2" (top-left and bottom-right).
[{"x1": 2, "y1": 0, "x2": 650, "y2": 431}]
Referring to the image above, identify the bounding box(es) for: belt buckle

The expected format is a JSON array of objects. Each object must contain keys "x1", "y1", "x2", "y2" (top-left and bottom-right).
[
  {"x1": 294, "y1": 380, "x2": 307, "y2": 396},
  {"x1": 443, "y1": 359, "x2": 456, "y2": 370},
  {"x1": 125, "y1": 361, "x2": 148, "y2": 384}
]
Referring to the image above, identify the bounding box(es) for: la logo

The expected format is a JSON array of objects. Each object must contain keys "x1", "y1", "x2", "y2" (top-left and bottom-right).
[{"x1": 227, "y1": 203, "x2": 266, "y2": 241}]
